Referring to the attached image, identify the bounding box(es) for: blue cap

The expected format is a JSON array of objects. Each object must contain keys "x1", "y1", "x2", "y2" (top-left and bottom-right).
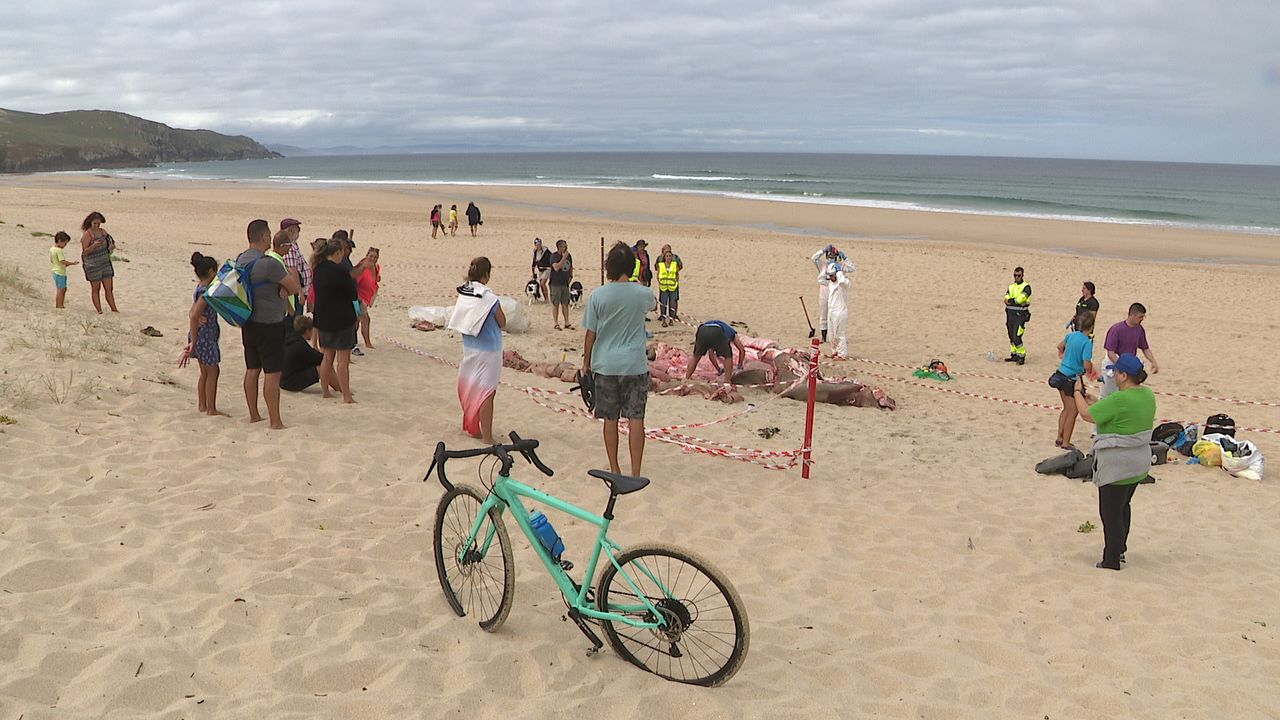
[{"x1": 1106, "y1": 353, "x2": 1143, "y2": 375}]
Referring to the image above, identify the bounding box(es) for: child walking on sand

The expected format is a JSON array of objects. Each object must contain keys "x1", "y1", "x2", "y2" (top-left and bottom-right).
[
  {"x1": 178, "y1": 252, "x2": 228, "y2": 416},
  {"x1": 50, "y1": 231, "x2": 79, "y2": 308}
]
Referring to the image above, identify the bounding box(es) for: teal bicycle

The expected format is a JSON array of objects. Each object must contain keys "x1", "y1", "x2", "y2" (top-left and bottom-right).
[{"x1": 427, "y1": 432, "x2": 750, "y2": 686}]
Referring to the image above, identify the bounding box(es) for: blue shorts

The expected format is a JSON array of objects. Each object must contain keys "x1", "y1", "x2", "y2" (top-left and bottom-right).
[{"x1": 53, "y1": 273, "x2": 68, "y2": 290}]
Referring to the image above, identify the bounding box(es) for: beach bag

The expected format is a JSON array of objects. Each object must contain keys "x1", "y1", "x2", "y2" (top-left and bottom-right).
[
  {"x1": 1151, "y1": 422, "x2": 1183, "y2": 446},
  {"x1": 1174, "y1": 424, "x2": 1199, "y2": 456},
  {"x1": 204, "y1": 257, "x2": 266, "y2": 328},
  {"x1": 1193, "y1": 440, "x2": 1223, "y2": 467},
  {"x1": 1035, "y1": 447, "x2": 1084, "y2": 475},
  {"x1": 1206, "y1": 413, "x2": 1235, "y2": 438}
]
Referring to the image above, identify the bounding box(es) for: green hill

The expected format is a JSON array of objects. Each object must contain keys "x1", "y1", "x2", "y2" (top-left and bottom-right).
[{"x1": 0, "y1": 108, "x2": 281, "y2": 173}]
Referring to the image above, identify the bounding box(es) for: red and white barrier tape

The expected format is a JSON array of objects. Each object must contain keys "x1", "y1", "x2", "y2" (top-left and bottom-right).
[{"x1": 383, "y1": 334, "x2": 809, "y2": 469}]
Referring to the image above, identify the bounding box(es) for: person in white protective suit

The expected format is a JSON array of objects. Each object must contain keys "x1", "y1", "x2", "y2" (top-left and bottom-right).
[
  {"x1": 811, "y1": 244, "x2": 853, "y2": 344},
  {"x1": 823, "y1": 268, "x2": 851, "y2": 359}
]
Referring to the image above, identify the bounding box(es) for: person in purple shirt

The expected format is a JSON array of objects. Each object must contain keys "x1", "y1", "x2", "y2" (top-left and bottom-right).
[{"x1": 1100, "y1": 302, "x2": 1159, "y2": 399}]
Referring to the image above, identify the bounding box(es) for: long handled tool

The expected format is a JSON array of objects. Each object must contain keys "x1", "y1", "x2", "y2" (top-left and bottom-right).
[{"x1": 800, "y1": 296, "x2": 816, "y2": 338}]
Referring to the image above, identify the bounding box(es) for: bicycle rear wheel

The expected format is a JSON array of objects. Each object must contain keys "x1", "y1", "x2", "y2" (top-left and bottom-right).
[
  {"x1": 596, "y1": 544, "x2": 749, "y2": 686},
  {"x1": 433, "y1": 483, "x2": 515, "y2": 632}
]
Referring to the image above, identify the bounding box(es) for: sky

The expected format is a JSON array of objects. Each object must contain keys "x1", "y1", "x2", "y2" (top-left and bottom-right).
[{"x1": 2, "y1": 0, "x2": 1278, "y2": 164}]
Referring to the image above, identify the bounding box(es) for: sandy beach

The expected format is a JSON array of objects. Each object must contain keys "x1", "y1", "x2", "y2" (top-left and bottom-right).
[{"x1": 2, "y1": 174, "x2": 1279, "y2": 718}]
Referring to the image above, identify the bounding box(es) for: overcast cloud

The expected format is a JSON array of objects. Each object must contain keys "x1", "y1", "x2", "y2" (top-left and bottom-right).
[{"x1": 2, "y1": 0, "x2": 1278, "y2": 163}]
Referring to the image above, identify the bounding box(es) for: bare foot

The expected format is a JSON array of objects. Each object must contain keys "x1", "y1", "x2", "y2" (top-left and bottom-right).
[
  {"x1": 248, "y1": 415, "x2": 264, "y2": 424},
  {"x1": 269, "y1": 422, "x2": 286, "y2": 430},
  {"x1": 208, "y1": 409, "x2": 230, "y2": 417},
  {"x1": 343, "y1": 397, "x2": 357, "y2": 404},
  {"x1": 322, "y1": 392, "x2": 333, "y2": 398},
  {"x1": 467, "y1": 431, "x2": 483, "y2": 439}
]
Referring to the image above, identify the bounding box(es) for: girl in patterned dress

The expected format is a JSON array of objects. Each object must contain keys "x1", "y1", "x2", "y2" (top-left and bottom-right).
[{"x1": 179, "y1": 253, "x2": 228, "y2": 416}]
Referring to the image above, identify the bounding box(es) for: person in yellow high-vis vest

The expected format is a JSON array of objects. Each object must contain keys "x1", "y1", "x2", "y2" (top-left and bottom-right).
[
  {"x1": 1004, "y1": 266, "x2": 1031, "y2": 364},
  {"x1": 656, "y1": 246, "x2": 681, "y2": 327}
]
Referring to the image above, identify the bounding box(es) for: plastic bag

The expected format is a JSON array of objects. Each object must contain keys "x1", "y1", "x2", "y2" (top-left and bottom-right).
[
  {"x1": 1192, "y1": 440, "x2": 1223, "y2": 467},
  {"x1": 409, "y1": 305, "x2": 452, "y2": 326},
  {"x1": 1202, "y1": 433, "x2": 1265, "y2": 481},
  {"x1": 498, "y1": 296, "x2": 531, "y2": 334}
]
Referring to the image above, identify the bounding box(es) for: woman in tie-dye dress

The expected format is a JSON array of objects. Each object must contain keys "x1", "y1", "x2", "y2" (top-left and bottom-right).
[{"x1": 448, "y1": 257, "x2": 506, "y2": 443}]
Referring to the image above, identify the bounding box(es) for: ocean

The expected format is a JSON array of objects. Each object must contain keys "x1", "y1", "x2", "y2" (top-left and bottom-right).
[{"x1": 98, "y1": 152, "x2": 1280, "y2": 235}]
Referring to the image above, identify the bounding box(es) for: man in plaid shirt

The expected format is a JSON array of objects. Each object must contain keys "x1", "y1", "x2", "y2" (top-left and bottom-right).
[{"x1": 280, "y1": 218, "x2": 312, "y2": 313}]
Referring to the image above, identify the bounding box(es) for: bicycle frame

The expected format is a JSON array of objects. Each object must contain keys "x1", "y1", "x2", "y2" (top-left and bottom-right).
[{"x1": 462, "y1": 472, "x2": 668, "y2": 629}]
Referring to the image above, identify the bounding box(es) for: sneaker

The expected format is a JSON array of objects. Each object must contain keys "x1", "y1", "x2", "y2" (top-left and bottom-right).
[{"x1": 352, "y1": 347, "x2": 364, "y2": 356}]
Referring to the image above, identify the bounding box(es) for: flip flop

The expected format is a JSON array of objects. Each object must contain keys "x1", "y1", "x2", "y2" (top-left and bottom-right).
[
  {"x1": 554, "y1": 325, "x2": 562, "y2": 331},
  {"x1": 564, "y1": 325, "x2": 575, "y2": 330}
]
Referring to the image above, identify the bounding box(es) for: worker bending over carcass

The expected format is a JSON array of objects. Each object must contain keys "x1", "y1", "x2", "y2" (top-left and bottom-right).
[{"x1": 685, "y1": 320, "x2": 748, "y2": 385}]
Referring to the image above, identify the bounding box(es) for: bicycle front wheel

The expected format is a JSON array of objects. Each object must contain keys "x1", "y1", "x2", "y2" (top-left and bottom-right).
[
  {"x1": 596, "y1": 544, "x2": 749, "y2": 686},
  {"x1": 433, "y1": 483, "x2": 515, "y2": 632}
]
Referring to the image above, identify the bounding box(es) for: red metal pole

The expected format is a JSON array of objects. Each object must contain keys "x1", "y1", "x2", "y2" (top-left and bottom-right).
[{"x1": 801, "y1": 336, "x2": 819, "y2": 478}]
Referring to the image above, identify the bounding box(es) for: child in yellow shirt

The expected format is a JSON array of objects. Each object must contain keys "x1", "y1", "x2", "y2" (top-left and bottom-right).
[{"x1": 50, "y1": 232, "x2": 79, "y2": 308}]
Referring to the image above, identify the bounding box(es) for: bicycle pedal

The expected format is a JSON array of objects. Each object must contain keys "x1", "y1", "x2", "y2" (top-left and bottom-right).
[
  {"x1": 559, "y1": 559, "x2": 575, "y2": 572},
  {"x1": 585, "y1": 646, "x2": 600, "y2": 657}
]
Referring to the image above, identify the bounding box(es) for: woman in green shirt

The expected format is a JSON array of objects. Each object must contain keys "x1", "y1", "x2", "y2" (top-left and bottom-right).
[{"x1": 1073, "y1": 353, "x2": 1156, "y2": 570}]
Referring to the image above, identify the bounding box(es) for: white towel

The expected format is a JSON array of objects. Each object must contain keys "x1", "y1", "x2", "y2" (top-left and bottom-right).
[{"x1": 448, "y1": 282, "x2": 499, "y2": 336}]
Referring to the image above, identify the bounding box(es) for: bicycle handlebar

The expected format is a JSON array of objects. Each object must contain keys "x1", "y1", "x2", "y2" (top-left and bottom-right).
[{"x1": 424, "y1": 431, "x2": 555, "y2": 492}]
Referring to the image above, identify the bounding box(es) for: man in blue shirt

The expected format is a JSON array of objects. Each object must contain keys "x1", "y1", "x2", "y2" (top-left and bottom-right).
[
  {"x1": 583, "y1": 243, "x2": 658, "y2": 476},
  {"x1": 685, "y1": 320, "x2": 747, "y2": 385}
]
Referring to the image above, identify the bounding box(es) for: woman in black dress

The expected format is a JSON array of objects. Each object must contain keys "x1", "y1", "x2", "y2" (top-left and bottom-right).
[
  {"x1": 79, "y1": 211, "x2": 118, "y2": 313},
  {"x1": 310, "y1": 238, "x2": 360, "y2": 403}
]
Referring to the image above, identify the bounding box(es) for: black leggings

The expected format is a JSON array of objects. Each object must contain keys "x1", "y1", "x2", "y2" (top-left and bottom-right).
[
  {"x1": 1006, "y1": 309, "x2": 1028, "y2": 349},
  {"x1": 1098, "y1": 482, "x2": 1139, "y2": 567}
]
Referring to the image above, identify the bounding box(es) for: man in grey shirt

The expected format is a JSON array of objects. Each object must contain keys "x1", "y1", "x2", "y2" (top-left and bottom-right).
[{"x1": 237, "y1": 219, "x2": 302, "y2": 429}]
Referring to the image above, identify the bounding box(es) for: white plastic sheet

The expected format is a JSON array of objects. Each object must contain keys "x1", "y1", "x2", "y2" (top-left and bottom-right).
[{"x1": 408, "y1": 297, "x2": 530, "y2": 334}]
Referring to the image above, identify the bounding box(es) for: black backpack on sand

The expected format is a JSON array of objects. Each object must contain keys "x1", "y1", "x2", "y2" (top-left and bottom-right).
[
  {"x1": 1152, "y1": 422, "x2": 1183, "y2": 446},
  {"x1": 1206, "y1": 413, "x2": 1235, "y2": 437}
]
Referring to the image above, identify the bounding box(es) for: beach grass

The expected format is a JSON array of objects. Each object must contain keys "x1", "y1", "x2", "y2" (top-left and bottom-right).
[{"x1": 0, "y1": 263, "x2": 39, "y2": 300}]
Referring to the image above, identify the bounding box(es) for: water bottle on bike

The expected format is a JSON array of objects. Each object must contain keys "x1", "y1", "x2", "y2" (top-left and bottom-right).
[{"x1": 529, "y1": 510, "x2": 566, "y2": 561}]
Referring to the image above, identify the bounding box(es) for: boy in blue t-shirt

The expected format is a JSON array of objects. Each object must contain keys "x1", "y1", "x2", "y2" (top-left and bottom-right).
[{"x1": 583, "y1": 242, "x2": 657, "y2": 476}]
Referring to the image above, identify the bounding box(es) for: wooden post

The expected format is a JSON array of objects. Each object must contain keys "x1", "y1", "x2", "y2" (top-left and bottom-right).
[
  {"x1": 801, "y1": 337, "x2": 819, "y2": 478},
  {"x1": 600, "y1": 236, "x2": 605, "y2": 287}
]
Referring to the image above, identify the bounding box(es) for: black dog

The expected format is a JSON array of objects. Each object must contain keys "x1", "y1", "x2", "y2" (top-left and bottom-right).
[
  {"x1": 525, "y1": 276, "x2": 542, "y2": 303},
  {"x1": 568, "y1": 280, "x2": 584, "y2": 307}
]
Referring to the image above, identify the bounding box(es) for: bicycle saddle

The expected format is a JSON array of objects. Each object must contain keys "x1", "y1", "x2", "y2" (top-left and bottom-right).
[{"x1": 588, "y1": 469, "x2": 650, "y2": 495}]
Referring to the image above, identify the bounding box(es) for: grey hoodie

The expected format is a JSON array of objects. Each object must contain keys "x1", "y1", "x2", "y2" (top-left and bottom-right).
[{"x1": 1091, "y1": 431, "x2": 1152, "y2": 487}]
